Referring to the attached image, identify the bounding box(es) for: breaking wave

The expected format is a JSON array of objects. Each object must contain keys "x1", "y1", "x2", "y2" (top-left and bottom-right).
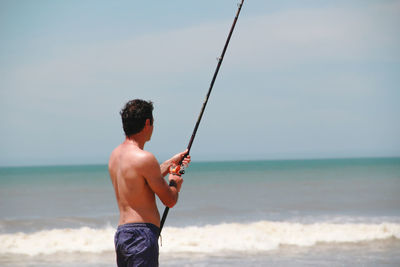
[{"x1": 1, "y1": 221, "x2": 399, "y2": 256}]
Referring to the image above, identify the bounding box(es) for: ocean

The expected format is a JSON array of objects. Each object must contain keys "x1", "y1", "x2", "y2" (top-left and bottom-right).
[{"x1": 0, "y1": 158, "x2": 399, "y2": 266}]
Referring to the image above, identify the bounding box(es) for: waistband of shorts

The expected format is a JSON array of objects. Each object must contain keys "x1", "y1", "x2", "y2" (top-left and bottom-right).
[{"x1": 117, "y1": 223, "x2": 160, "y2": 234}]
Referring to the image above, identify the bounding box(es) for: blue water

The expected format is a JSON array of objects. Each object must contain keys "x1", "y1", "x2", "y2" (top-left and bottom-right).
[{"x1": 0, "y1": 157, "x2": 400, "y2": 266}]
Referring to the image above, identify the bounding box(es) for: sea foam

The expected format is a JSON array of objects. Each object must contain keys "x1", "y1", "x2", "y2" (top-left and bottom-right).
[{"x1": 1, "y1": 221, "x2": 399, "y2": 256}]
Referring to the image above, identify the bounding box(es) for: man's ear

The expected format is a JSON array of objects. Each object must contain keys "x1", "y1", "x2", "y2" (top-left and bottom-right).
[{"x1": 145, "y1": 119, "x2": 151, "y2": 126}]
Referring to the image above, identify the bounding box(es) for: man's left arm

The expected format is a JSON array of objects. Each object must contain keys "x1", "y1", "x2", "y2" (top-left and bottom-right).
[{"x1": 160, "y1": 159, "x2": 173, "y2": 177}]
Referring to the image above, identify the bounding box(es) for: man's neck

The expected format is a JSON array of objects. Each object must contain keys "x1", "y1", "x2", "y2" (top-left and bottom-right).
[{"x1": 124, "y1": 135, "x2": 146, "y2": 149}]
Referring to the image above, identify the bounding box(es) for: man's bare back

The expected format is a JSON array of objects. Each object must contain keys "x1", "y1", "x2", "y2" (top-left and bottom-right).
[{"x1": 109, "y1": 138, "x2": 189, "y2": 227}]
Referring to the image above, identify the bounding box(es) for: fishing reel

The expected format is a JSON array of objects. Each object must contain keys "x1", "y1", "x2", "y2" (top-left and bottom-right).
[{"x1": 169, "y1": 164, "x2": 185, "y2": 176}]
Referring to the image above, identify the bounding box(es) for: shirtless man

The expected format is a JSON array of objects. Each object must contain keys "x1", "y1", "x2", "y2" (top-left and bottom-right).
[{"x1": 109, "y1": 99, "x2": 190, "y2": 267}]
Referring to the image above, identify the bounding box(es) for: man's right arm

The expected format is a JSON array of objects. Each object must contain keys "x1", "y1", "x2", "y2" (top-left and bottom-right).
[{"x1": 138, "y1": 152, "x2": 183, "y2": 208}]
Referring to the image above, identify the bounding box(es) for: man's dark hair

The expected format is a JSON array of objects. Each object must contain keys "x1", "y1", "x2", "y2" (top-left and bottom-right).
[{"x1": 120, "y1": 99, "x2": 154, "y2": 136}]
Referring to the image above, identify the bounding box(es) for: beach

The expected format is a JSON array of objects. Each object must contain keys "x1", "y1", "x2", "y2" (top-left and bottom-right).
[{"x1": 1, "y1": 158, "x2": 400, "y2": 266}]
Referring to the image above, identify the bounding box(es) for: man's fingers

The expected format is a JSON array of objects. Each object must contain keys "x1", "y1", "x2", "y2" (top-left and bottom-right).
[
  {"x1": 182, "y1": 155, "x2": 191, "y2": 165},
  {"x1": 181, "y1": 150, "x2": 188, "y2": 158}
]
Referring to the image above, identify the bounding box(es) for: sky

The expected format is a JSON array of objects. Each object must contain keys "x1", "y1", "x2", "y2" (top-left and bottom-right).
[{"x1": 1, "y1": 0, "x2": 399, "y2": 166}]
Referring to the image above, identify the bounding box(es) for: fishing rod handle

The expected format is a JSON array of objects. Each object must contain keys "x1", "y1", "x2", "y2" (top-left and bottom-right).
[{"x1": 159, "y1": 176, "x2": 182, "y2": 234}]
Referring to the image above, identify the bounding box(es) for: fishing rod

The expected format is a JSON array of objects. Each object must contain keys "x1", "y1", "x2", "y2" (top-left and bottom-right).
[{"x1": 159, "y1": 0, "x2": 245, "y2": 235}]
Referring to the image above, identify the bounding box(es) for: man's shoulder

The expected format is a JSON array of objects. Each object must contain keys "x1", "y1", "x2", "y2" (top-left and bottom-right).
[
  {"x1": 109, "y1": 143, "x2": 158, "y2": 172},
  {"x1": 135, "y1": 149, "x2": 157, "y2": 163},
  {"x1": 108, "y1": 145, "x2": 122, "y2": 169},
  {"x1": 122, "y1": 149, "x2": 157, "y2": 170},
  {"x1": 123, "y1": 150, "x2": 158, "y2": 179}
]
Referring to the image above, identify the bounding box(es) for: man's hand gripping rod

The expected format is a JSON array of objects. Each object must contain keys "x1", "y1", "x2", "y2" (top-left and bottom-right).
[{"x1": 159, "y1": 0, "x2": 245, "y2": 235}]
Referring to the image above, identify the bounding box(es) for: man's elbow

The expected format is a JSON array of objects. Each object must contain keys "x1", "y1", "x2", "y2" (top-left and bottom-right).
[{"x1": 163, "y1": 195, "x2": 178, "y2": 208}]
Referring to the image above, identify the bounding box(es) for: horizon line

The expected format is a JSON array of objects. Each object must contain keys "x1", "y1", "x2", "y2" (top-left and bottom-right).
[{"x1": 1, "y1": 155, "x2": 399, "y2": 169}]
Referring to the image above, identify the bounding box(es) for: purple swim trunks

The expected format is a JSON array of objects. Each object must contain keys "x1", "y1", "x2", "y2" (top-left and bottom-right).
[{"x1": 114, "y1": 223, "x2": 159, "y2": 267}]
